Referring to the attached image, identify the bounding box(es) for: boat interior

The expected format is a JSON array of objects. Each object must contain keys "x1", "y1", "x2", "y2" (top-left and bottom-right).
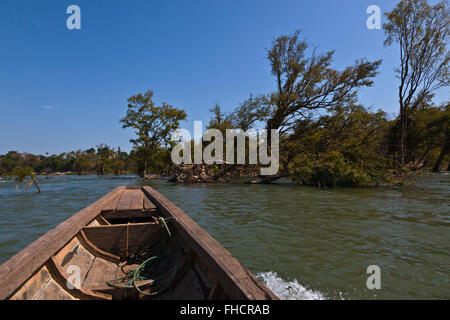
[
  {"x1": 11, "y1": 188, "x2": 213, "y2": 300},
  {"x1": 4, "y1": 186, "x2": 276, "y2": 300}
]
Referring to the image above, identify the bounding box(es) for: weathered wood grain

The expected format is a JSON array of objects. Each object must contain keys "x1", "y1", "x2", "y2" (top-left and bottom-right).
[
  {"x1": 81, "y1": 222, "x2": 163, "y2": 257},
  {"x1": 77, "y1": 231, "x2": 120, "y2": 263},
  {"x1": 129, "y1": 190, "x2": 144, "y2": 211},
  {"x1": 10, "y1": 267, "x2": 52, "y2": 300},
  {"x1": 0, "y1": 186, "x2": 125, "y2": 300},
  {"x1": 82, "y1": 257, "x2": 118, "y2": 292},
  {"x1": 142, "y1": 186, "x2": 278, "y2": 300},
  {"x1": 1, "y1": 185, "x2": 277, "y2": 300},
  {"x1": 46, "y1": 256, "x2": 111, "y2": 300},
  {"x1": 100, "y1": 193, "x2": 121, "y2": 212},
  {"x1": 143, "y1": 196, "x2": 157, "y2": 210},
  {"x1": 116, "y1": 190, "x2": 137, "y2": 211},
  {"x1": 101, "y1": 209, "x2": 156, "y2": 221}
]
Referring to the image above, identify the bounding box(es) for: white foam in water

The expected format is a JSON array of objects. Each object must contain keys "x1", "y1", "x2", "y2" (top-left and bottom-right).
[{"x1": 257, "y1": 271, "x2": 326, "y2": 300}]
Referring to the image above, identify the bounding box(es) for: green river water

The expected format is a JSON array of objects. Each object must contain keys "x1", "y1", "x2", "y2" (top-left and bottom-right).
[{"x1": 0, "y1": 174, "x2": 448, "y2": 299}]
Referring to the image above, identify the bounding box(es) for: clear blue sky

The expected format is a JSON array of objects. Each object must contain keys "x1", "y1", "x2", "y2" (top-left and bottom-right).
[{"x1": 0, "y1": 0, "x2": 448, "y2": 155}]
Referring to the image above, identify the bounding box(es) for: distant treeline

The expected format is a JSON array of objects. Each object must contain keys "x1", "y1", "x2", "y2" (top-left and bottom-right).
[{"x1": 0, "y1": 144, "x2": 135, "y2": 177}]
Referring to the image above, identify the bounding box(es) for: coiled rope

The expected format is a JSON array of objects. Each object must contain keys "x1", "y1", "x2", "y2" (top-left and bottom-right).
[{"x1": 105, "y1": 216, "x2": 178, "y2": 296}]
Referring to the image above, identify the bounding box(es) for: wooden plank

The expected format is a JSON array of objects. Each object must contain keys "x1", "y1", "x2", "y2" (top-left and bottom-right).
[
  {"x1": 116, "y1": 190, "x2": 135, "y2": 211},
  {"x1": 96, "y1": 215, "x2": 111, "y2": 225},
  {"x1": 82, "y1": 257, "x2": 118, "y2": 292},
  {"x1": 0, "y1": 186, "x2": 126, "y2": 300},
  {"x1": 46, "y1": 257, "x2": 111, "y2": 300},
  {"x1": 101, "y1": 193, "x2": 121, "y2": 212},
  {"x1": 81, "y1": 222, "x2": 163, "y2": 258},
  {"x1": 101, "y1": 210, "x2": 155, "y2": 220},
  {"x1": 32, "y1": 278, "x2": 76, "y2": 300},
  {"x1": 129, "y1": 190, "x2": 144, "y2": 211},
  {"x1": 10, "y1": 267, "x2": 51, "y2": 300},
  {"x1": 142, "y1": 186, "x2": 278, "y2": 300},
  {"x1": 143, "y1": 195, "x2": 157, "y2": 210},
  {"x1": 52, "y1": 238, "x2": 95, "y2": 286},
  {"x1": 77, "y1": 231, "x2": 120, "y2": 263}
]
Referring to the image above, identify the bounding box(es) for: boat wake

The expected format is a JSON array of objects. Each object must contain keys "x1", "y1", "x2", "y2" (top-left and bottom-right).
[{"x1": 257, "y1": 271, "x2": 326, "y2": 300}]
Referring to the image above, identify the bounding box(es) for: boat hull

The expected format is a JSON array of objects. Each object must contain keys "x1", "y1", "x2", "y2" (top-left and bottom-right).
[{"x1": 0, "y1": 186, "x2": 277, "y2": 300}]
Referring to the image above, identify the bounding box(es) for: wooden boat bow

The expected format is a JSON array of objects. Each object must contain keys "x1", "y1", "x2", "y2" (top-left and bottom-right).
[{"x1": 0, "y1": 186, "x2": 278, "y2": 300}]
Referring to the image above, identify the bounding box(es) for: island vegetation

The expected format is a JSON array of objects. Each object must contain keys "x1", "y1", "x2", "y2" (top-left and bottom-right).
[{"x1": 0, "y1": 0, "x2": 448, "y2": 189}]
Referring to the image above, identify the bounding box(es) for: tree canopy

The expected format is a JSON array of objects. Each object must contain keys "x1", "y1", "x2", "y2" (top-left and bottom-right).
[{"x1": 120, "y1": 90, "x2": 187, "y2": 176}]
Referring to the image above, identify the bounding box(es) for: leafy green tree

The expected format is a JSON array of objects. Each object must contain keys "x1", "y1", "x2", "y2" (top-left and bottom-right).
[
  {"x1": 289, "y1": 105, "x2": 391, "y2": 187},
  {"x1": 429, "y1": 103, "x2": 450, "y2": 171},
  {"x1": 94, "y1": 144, "x2": 114, "y2": 175},
  {"x1": 265, "y1": 30, "x2": 382, "y2": 135},
  {"x1": 384, "y1": 0, "x2": 449, "y2": 166},
  {"x1": 207, "y1": 104, "x2": 234, "y2": 133},
  {"x1": 110, "y1": 147, "x2": 127, "y2": 176},
  {"x1": 73, "y1": 151, "x2": 92, "y2": 175},
  {"x1": 239, "y1": 31, "x2": 382, "y2": 183},
  {"x1": 0, "y1": 151, "x2": 24, "y2": 173},
  {"x1": 120, "y1": 90, "x2": 187, "y2": 176}
]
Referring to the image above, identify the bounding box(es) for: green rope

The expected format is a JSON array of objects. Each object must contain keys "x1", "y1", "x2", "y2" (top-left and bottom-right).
[
  {"x1": 105, "y1": 216, "x2": 178, "y2": 297},
  {"x1": 132, "y1": 256, "x2": 178, "y2": 296}
]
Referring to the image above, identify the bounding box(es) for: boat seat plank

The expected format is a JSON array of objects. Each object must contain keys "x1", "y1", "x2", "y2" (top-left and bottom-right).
[
  {"x1": 81, "y1": 222, "x2": 164, "y2": 258},
  {"x1": 116, "y1": 190, "x2": 143, "y2": 211},
  {"x1": 129, "y1": 190, "x2": 144, "y2": 211},
  {"x1": 101, "y1": 210, "x2": 156, "y2": 221}
]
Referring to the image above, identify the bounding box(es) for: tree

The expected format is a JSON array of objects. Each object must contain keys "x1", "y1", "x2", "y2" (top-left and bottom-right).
[
  {"x1": 384, "y1": 0, "x2": 449, "y2": 166},
  {"x1": 396, "y1": 103, "x2": 449, "y2": 169},
  {"x1": 95, "y1": 143, "x2": 114, "y2": 175},
  {"x1": 207, "y1": 104, "x2": 234, "y2": 133},
  {"x1": 289, "y1": 105, "x2": 391, "y2": 187},
  {"x1": 11, "y1": 167, "x2": 41, "y2": 193},
  {"x1": 245, "y1": 30, "x2": 382, "y2": 183},
  {"x1": 120, "y1": 90, "x2": 187, "y2": 177},
  {"x1": 73, "y1": 150, "x2": 92, "y2": 175},
  {"x1": 430, "y1": 103, "x2": 450, "y2": 171},
  {"x1": 265, "y1": 30, "x2": 382, "y2": 136}
]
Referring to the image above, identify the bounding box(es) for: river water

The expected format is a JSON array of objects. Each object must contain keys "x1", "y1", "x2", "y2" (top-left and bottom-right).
[{"x1": 0, "y1": 174, "x2": 448, "y2": 299}]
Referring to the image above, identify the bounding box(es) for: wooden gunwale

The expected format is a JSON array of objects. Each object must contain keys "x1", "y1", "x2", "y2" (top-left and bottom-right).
[
  {"x1": 142, "y1": 186, "x2": 278, "y2": 300},
  {"x1": 0, "y1": 186, "x2": 125, "y2": 299}
]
